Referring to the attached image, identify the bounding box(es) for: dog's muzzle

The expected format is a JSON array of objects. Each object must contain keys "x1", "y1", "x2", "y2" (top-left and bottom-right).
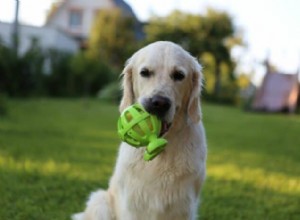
[
  {"x1": 142, "y1": 95, "x2": 172, "y2": 136},
  {"x1": 143, "y1": 95, "x2": 171, "y2": 119}
]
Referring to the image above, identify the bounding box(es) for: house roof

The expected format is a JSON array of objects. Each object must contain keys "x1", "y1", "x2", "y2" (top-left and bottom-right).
[
  {"x1": 113, "y1": 0, "x2": 136, "y2": 18},
  {"x1": 45, "y1": 0, "x2": 67, "y2": 26},
  {"x1": 46, "y1": 0, "x2": 137, "y2": 25}
]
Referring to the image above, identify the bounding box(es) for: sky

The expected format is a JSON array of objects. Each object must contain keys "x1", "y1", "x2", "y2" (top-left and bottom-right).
[{"x1": 0, "y1": 0, "x2": 300, "y2": 84}]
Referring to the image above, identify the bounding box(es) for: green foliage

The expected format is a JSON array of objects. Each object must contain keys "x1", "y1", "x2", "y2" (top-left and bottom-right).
[
  {"x1": 97, "y1": 81, "x2": 122, "y2": 103},
  {"x1": 22, "y1": 38, "x2": 46, "y2": 96},
  {"x1": 70, "y1": 52, "x2": 117, "y2": 96},
  {"x1": 201, "y1": 53, "x2": 238, "y2": 104},
  {"x1": 45, "y1": 49, "x2": 117, "y2": 97},
  {"x1": 201, "y1": 52, "x2": 216, "y2": 95},
  {"x1": 0, "y1": 42, "x2": 12, "y2": 92},
  {"x1": 88, "y1": 9, "x2": 138, "y2": 68},
  {"x1": 146, "y1": 9, "x2": 236, "y2": 58},
  {"x1": 0, "y1": 40, "x2": 21, "y2": 96},
  {"x1": 0, "y1": 93, "x2": 7, "y2": 116},
  {"x1": 0, "y1": 99, "x2": 300, "y2": 219},
  {"x1": 44, "y1": 49, "x2": 74, "y2": 96},
  {"x1": 0, "y1": 38, "x2": 46, "y2": 97},
  {"x1": 0, "y1": 38, "x2": 116, "y2": 97}
]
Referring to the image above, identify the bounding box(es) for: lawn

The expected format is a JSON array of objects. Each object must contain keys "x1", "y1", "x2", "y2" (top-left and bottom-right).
[{"x1": 0, "y1": 99, "x2": 299, "y2": 220}]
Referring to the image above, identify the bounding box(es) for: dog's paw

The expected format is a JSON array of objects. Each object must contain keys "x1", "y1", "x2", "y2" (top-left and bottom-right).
[{"x1": 71, "y1": 212, "x2": 84, "y2": 220}]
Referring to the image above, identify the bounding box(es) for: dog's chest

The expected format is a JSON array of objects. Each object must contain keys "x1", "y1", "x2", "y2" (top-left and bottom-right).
[
  {"x1": 122, "y1": 177, "x2": 196, "y2": 217},
  {"x1": 118, "y1": 153, "x2": 200, "y2": 213}
]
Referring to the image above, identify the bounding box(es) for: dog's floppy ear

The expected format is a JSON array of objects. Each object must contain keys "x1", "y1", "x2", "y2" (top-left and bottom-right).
[
  {"x1": 119, "y1": 59, "x2": 134, "y2": 113},
  {"x1": 187, "y1": 59, "x2": 203, "y2": 123}
]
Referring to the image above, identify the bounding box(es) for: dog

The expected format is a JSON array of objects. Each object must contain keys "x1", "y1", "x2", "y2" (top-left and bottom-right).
[{"x1": 72, "y1": 41, "x2": 207, "y2": 220}]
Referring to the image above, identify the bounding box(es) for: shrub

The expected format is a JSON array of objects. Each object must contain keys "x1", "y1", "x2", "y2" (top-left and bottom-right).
[
  {"x1": 0, "y1": 38, "x2": 46, "y2": 97},
  {"x1": 70, "y1": 53, "x2": 117, "y2": 96},
  {"x1": 0, "y1": 93, "x2": 8, "y2": 116},
  {"x1": 44, "y1": 49, "x2": 73, "y2": 96},
  {"x1": 98, "y1": 81, "x2": 122, "y2": 103},
  {"x1": 0, "y1": 37, "x2": 118, "y2": 98}
]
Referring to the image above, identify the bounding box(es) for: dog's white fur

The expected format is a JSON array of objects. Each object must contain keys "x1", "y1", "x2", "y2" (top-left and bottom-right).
[{"x1": 72, "y1": 41, "x2": 207, "y2": 220}]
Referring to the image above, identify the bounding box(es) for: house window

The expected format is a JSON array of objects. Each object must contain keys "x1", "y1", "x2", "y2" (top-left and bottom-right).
[{"x1": 69, "y1": 10, "x2": 83, "y2": 28}]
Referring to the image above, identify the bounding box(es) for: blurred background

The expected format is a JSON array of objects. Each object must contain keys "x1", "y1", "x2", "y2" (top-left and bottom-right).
[{"x1": 0, "y1": 0, "x2": 299, "y2": 219}]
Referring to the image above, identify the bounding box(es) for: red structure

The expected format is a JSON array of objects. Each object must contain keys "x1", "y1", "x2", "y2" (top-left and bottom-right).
[{"x1": 252, "y1": 61, "x2": 299, "y2": 113}]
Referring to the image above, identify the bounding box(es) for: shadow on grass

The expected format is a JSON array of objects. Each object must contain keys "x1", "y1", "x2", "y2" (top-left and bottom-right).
[
  {"x1": 0, "y1": 168, "x2": 106, "y2": 220},
  {"x1": 200, "y1": 176, "x2": 300, "y2": 220},
  {"x1": 1, "y1": 167, "x2": 299, "y2": 220},
  {"x1": 204, "y1": 105, "x2": 300, "y2": 177},
  {"x1": 0, "y1": 127, "x2": 120, "y2": 166}
]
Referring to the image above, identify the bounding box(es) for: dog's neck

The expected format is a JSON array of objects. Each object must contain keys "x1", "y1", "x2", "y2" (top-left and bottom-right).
[{"x1": 166, "y1": 109, "x2": 197, "y2": 138}]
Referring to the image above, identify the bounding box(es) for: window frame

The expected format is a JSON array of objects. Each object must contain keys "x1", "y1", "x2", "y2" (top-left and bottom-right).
[{"x1": 68, "y1": 8, "x2": 83, "y2": 28}]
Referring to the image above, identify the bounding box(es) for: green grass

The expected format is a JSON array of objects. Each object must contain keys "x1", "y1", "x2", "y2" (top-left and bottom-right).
[{"x1": 0, "y1": 99, "x2": 299, "y2": 220}]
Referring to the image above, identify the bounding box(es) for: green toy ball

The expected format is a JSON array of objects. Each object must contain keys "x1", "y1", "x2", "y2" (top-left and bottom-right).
[{"x1": 117, "y1": 103, "x2": 168, "y2": 161}]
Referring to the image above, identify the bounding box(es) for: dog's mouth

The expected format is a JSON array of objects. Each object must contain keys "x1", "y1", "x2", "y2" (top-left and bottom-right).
[{"x1": 159, "y1": 121, "x2": 172, "y2": 137}]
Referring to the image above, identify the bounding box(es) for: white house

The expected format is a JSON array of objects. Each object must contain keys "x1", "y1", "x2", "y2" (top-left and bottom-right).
[
  {"x1": 0, "y1": 0, "x2": 141, "y2": 54},
  {"x1": 45, "y1": 0, "x2": 141, "y2": 44},
  {"x1": 0, "y1": 21, "x2": 79, "y2": 54}
]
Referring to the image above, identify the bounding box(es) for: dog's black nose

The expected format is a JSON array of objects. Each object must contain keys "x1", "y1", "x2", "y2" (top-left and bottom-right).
[{"x1": 144, "y1": 95, "x2": 171, "y2": 118}]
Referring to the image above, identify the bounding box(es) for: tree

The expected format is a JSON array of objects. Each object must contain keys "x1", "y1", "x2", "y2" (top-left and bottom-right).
[
  {"x1": 145, "y1": 9, "x2": 242, "y2": 101},
  {"x1": 0, "y1": 37, "x2": 45, "y2": 97},
  {"x1": 70, "y1": 52, "x2": 116, "y2": 96},
  {"x1": 87, "y1": 8, "x2": 138, "y2": 68},
  {"x1": 22, "y1": 37, "x2": 46, "y2": 95}
]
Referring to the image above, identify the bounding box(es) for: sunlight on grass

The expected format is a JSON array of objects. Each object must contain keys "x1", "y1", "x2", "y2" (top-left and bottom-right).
[
  {"x1": 208, "y1": 163, "x2": 300, "y2": 195},
  {"x1": 2, "y1": 153, "x2": 298, "y2": 195},
  {"x1": 0, "y1": 154, "x2": 114, "y2": 181},
  {"x1": 0, "y1": 155, "x2": 71, "y2": 175}
]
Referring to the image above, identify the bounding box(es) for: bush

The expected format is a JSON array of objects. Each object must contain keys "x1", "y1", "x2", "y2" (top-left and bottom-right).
[
  {"x1": 44, "y1": 49, "x2": 73, "y2": 96},
  {"x1": 0, "y1": 93, "x2": 8, "y2": 116},
  {"x1": 0, "y1": 42, "x2": 19, "y2": 96},
  {"x1": 98, "y1": 81, "x2": 122, "y2": 103},
  {"x1": 70, "y1": 53, "x2": 118, "y2": 96},
  {"x1": 0, "y1": 38, "x2": 47, "y2": 97},
  {"x1": 0, "y1": 40, "x2": 118, "y2": 97}
]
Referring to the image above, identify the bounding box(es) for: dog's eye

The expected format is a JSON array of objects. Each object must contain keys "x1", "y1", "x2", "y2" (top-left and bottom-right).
[
  {"x1": 171, "y1": 70, "x2": 185, "y2": 81},
  {"x1": 140, "y1": 68, "x2": 151, "y2": 78}
]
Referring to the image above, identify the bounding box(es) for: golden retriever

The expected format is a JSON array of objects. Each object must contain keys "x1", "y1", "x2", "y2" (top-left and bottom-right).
[{"x1": 73, "y1": 41, "x2": 207, "y2": 220}]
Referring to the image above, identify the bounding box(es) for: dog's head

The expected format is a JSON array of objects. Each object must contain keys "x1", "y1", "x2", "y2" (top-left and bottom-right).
[{"x1": 120, "y1": 41, "x2": 203, "y2": 135}]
